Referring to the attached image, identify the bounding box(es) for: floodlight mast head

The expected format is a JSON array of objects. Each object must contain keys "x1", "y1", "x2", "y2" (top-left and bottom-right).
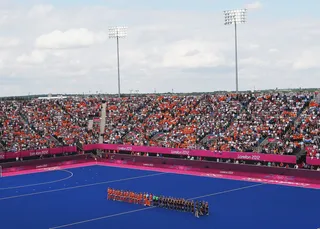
[
  {"x1": 109, "y1": 26, "x2": 128, "y2": 38},
  {"x1": 224, "y1": 9, "x2": 247, "y2": 25}
]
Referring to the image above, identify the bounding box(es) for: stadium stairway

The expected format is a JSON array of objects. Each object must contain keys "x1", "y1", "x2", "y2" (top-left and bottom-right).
[
  {"x1": 19, "y1": 110, "x2": 62, "y2": 147},
  {"x1": 99, "y1": 102, "x2": 107, "y2": 144},
  {"x1": 57, "y1": 100, "x2": 87, "y2": 128},
  {"x1": 198, "y1": 101, "x2": 248, "y2": 147},
  {"x1": 293, "y1": 100, "x2": 311, "y2": 128},
  {"x1": 197, "y1": 133, "x2": 211, "y2": 146},
  {"x1": 252, "y1": 96, "x2": 312, "y2": 154},
  {"x1": 0, "y1": 142, "x2": 5, "y2": 151},
  {"x1": 199, "y1": 134, "x2": 214, "y2": 145},
  {"x1": 253, "y1": 137, "x2": 269, "y2": 153},
  {"x1": 121, "y1": 97, "x2": 158, "y2": 141},
  {"x1": 18, "y1": 111, "x2": 43, "y2": 137},
  {"x1": 123, "y1": 96, "x2": 204, "y2": 145},
  {"x1": 151, "y1": 96, "x2": 203, "y2": 145},
  {"x1": 296, "y1": 147, "x2": 307, "y2": 164}
]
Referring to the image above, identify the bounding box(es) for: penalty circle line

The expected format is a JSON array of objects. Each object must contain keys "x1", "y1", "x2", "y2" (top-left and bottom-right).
[
  {"x1": 0, "y1": 170, "x2": 74, "y2": 190},
  {"x1": 0, "y1": 172, "x2": 166, "y2": 201}
]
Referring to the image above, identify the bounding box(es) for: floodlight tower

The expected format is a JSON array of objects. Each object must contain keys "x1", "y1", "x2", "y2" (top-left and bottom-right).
[
  {"x1": 109, "y1": 26, "x2": 128, "y2": 98},
  {"x1": 224, "y1": 9, "x2": 247, "y2": 93}
]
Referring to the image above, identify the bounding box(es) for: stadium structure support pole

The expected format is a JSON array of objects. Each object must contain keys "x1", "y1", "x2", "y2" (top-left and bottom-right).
[
  {"x1": 109, "y1": 26, "x2": 128, "y2": 98},
  {"x1": 224, "y1": 9, "x2": 247, "y2": 93},
  {"x1": 234, "y1": 22, "x2": 239, "y2": 93},
  {"x1": 116, "y1": 36, "x2": 121, "y2": 98}
]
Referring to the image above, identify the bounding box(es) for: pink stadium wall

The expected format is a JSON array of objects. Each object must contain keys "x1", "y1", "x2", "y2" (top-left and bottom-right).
[
  {"x1": 103, "y1": 153, "x2": 320, "y2": 184},
  {"x1": 2, "y1": 144, "x2": 319, "y2": 165}
]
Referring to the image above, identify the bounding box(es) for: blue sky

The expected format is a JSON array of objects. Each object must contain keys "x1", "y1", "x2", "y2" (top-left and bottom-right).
[{"x1": 19, "y1": 0, "x2": 320, "y2": 17}]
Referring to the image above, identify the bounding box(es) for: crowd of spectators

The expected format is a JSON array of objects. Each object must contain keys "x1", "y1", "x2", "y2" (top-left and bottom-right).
[
  {"x1": 103, "y1": 96, "x2": 152, "y2": 145},
  {"x1": 286, "y1": 100, "x2": 320, "y2": 159},
  {"x1": 126, "y1": 95, "x2": 203, "y2": 148},
  {"x1": 19, "y1": 99, "x2": 97, "y2": 148},
  {"x1": 0, "y1": 100, "x2": 48, "y2": 151},
  {"x1": 0, "y1": 91, "x2": 319, "y2": 162},
  {"x1": 233, "y1": 93, "x2": 309, "y2": 154}
]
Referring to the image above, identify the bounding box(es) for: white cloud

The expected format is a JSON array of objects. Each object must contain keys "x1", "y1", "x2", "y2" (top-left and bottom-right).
[
  {"x1": 245, "y1": 1, "x2": 263, "y2": 10},
  {"x1": 0, "y1": 13, "x2": 9, "y2": 25},
  {"x1": 28, "y1": 4, "x2": 54, "y2": 18},
  {"x1": 0, "y1": 37, "x2": 21, "y2": 48},
  {"x1": 240, "y1": 57, "x2": 269, "y2": 67},
  {"x1": 248, "y1": 44, "x2": 260, "y2": 49},
  {"x1": 35, "y1": 28, "x2": 108, "y2": 49},
  {"x1": 17, "y1": 50, "x2": 47, "y2": 64},
  {"x1": 0, "y1": 3, "x2": 319, "y2": 97},
  {"x1": 162, "y1": 40, "x2": 227, "y2": 68},
  {"x1": 292, "y1": 48, "x2": 320, "y2": 70},
  {"x1": 268, "y1": 48, "x2": 279, "y2": 53}
]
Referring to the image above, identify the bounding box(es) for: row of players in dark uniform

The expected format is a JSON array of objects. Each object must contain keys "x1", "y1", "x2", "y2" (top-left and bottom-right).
[{"x1": 153, "y1": 197, "x2": 209, "y2": 217}]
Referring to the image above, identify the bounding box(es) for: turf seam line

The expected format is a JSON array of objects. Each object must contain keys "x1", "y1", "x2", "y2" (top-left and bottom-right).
[
  {"x1": 0, "y1": 170, "x2": 74, "y2": 190},
  {"x1": 0, "y1": 172, "x2": 166, "y2": 201},
  {"x1": 48, "y1": 183, "x2": 265, "y2": 229}
]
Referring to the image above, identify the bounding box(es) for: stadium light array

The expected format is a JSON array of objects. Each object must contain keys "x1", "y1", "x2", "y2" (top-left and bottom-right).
[
  {"x1": 109, "y1": 26, "x2": 128, "y2": 98},
  {"x1": 224, "y1": 9, "x2": 247, "y2": 25},
  {"x1": 224, "y1": 9, "x2": 247, "y2": 93},
  {"x1": 109, "y1": 26, "x2": 128, "y2": 38}
]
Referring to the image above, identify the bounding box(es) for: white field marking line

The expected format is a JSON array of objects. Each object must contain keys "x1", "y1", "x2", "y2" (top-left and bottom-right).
[
  {"x1": 0, "y1": 172, "x2": 165, "y2": 201},
  {"x1": 49, "y1": 183, "x2": 265, "y2": 229},
  {"x1": 1, "y1": 162, "x2": 98, "y2": 178},
  {"x1": 1, "y1": 165, "x2": 82, "y2": 178},
  {"x1": 0, "y1": 170, "x2": 73, "y2": 190},
  {"x1": 187, "y1": 183, "x2": 264, "y2": 200}
]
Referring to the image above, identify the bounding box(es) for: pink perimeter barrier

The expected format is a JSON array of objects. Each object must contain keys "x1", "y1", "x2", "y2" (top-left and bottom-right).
[
  {"x1": 0, "y1": 146, "x2": 77, "y2": 160},
  {"x1": 1, "y1": 143, "x2": 319, "y2": 165},
  {"x1": 98, "y1": 161, "x2": 320, "y2": 189},
  {"x1": 83, "y1": 144, "x2": 297, "y2": 164},
  {"x1": 306, "y1": 157, "x2": 320, "y2": 166},
  {"x1": 103, "y1": 153, "x2": 320, "y2": 186},
  {"x1": 0, "y1": 154, "x2": 92, "y2": 176},
  {"x1": 0, "y1": 153, "x2": 319, "y2": 189}
]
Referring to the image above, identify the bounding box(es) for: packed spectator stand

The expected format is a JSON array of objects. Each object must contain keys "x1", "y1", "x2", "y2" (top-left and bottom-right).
[{"x1": 0, "y1": 91, "x2": 319, "y2": 170}]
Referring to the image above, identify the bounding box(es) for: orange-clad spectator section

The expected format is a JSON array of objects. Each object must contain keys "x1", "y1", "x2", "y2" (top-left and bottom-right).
[{"x1": 0, "y1": 91, "x2": 318, "y2": 161}]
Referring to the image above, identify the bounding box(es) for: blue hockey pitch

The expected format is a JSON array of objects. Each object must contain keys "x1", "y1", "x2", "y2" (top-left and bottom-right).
[{"x1": 0, "y1": 165, "x2": 319, "y2": 229}]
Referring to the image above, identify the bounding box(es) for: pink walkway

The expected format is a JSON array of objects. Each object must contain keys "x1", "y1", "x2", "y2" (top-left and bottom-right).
[{"x1": 2, "y1": 160, "x2": 320, "y2": 189}]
